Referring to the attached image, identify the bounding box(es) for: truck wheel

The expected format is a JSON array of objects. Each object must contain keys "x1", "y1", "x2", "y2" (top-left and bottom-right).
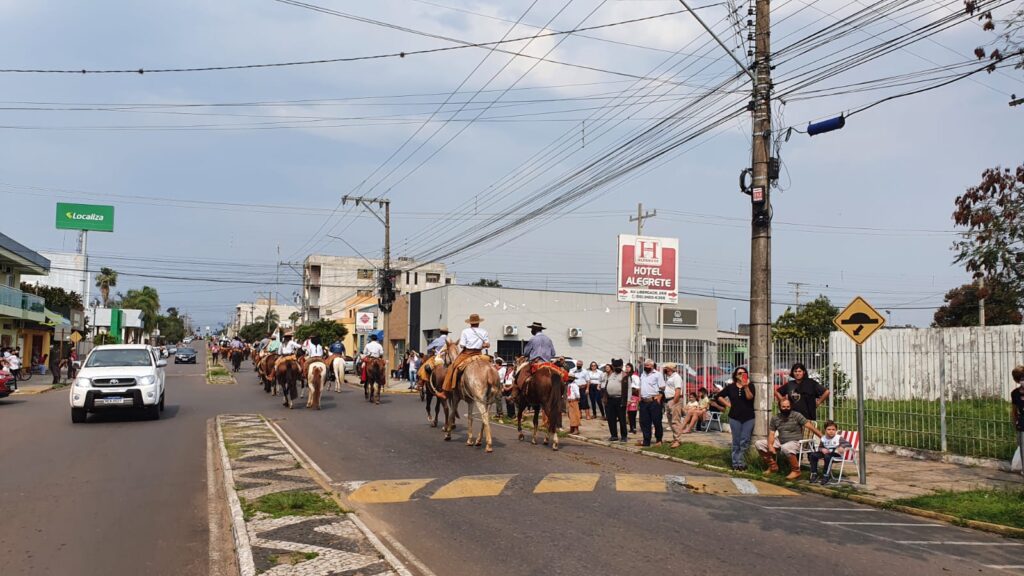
[
  {"x1": 146, "y1": 404, "x2": 160, "y2": 420},
  {"x1": 159, "y1": 394, "x2": 165, "y2": 412},
  {"x1": 71, "y1": 408, "x2": 87, "y2": 423}
]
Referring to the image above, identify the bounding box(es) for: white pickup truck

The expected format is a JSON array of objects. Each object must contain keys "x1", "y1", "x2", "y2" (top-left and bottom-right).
[{"x1": 69, "y1": 344, "x2": 167, "y2": 423}]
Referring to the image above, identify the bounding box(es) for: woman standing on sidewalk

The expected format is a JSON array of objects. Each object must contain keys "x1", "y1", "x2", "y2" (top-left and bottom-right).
[
  {"x1": 712, "y1": 367, "x2": 756, "y2": 471},
  {"x1": 624, "y1": 363, "x2": 640, "y2": 434},
  {"x1": 587, "y1": 361, "x2": 605, "y2": 420}
]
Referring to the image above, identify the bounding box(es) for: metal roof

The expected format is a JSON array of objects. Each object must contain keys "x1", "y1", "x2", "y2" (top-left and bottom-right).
[{"x1": 0, "y1": 232, "x2": 50, "y2": 274}]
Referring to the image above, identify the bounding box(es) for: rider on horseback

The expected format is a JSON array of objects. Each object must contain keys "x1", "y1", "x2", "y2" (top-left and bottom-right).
[
  {"x1": 361, "y1": 334, "x2": 384, "y2": 384},
  {"x1": 517, "y1": 321, "x2": 558, "y2": 399},
  {"x1": 436, "y1": 314, "x2": 489, "y2": 401}
]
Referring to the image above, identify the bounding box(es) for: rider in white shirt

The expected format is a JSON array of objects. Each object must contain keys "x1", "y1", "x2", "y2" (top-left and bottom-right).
[
  {"x1": 363, "y1": 335, "x2": 385, "y2": 358},
  {"x1": 280, "y1": 336, "x2": 300, "y2": 356}
]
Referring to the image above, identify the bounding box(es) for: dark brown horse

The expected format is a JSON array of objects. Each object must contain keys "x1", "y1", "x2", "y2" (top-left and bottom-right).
[
  {"x1": 258, "y1": 353, "x2": 280, "y2": 394},
  {"x1": 512, "y1": 357, "x2": 565, "y2": 451},
  {"x1": 419, "y1": 355, "x2": 450, "y2": 428},
  {"x1": 363, "y1": 357, "x2": 386, "y2": 405},
  {"x1": 275, "y1": 357, "x2": 302, "y2": 409},
  {"x1": 229, "y1": 348, "x2": 244, "y2": 372}
]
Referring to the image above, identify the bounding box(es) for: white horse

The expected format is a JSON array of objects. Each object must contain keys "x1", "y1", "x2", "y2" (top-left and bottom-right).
[
  {"x1": 306, "y1": 360, "x2": 327, "y2": 410},
  {"x1": 331, "y1": 356, "x2": 346, "y2": 392}
]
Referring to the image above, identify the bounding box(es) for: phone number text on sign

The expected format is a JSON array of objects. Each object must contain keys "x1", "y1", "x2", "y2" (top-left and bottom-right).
[{"x1": 617, "y1": 234, "x2": 678, "y2": 304}]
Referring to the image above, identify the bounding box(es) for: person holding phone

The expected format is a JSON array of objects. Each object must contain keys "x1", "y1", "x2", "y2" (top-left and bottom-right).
[{"x1": 712, "y1": 366, "x2": 757, "y2": 471}]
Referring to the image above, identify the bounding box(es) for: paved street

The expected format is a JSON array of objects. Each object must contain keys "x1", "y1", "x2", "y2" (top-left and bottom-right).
[{"x1": 2, "y1": 354, "x2": 1022, "y2": 576}]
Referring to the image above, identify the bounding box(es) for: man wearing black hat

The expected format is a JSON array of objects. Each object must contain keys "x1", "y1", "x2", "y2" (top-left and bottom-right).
[
  {"x1": 603, "y1": 359, "x2": 629, "y2": 442},
  {"x1": 523, "y1": 322, "x2": 555, "y2": 362}
]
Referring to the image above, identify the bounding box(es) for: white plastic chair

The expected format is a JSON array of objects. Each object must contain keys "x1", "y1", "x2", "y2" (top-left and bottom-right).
[{"x1": 704, "y1": 410, "x2": 723, "y2": 432}]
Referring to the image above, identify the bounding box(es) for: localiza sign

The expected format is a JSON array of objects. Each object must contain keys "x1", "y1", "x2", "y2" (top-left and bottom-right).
[
  {"x1": 56, "y1": 203, "x2": 115, "y2": 232},
  {"x1": 617, "y1": 234, "x2": 679, "y2": 304}
]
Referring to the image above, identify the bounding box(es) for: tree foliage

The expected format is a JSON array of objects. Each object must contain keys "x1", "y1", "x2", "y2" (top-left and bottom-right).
[
  {"x1": 470, "y1": 278, "x2": 502, "y2": 287},
  {"x1": 238, "y1": 322, "x2": 271, "y2": 343},
  {"x1": 94, "y1": 267, "x2": 118, "y2": 307},
  {"x1": 293, "y1": 319, "x2": 348, "y2": 346},
  {"x1": 967, "y1": 1, "x2": 1024, "y2": 72},
  {"x1": 932, "y1": 279, "x2": 1023, "y2": 327},
  {"x1": 156, "y1": 311, "x2": 186, "y2": 344},
  {"x1": 20, "y1": 282, "x2": 82, "y2": 311},
  {"x1": 94, "y1": 332, "x2": 118, "y2": 345},
  {"x1": 772, "y1": 295, "x2": 840, "y2": 341},
  {"x1": 121, "y1": 286, "x2": 161, "y2": 334},
  {"x1": 952, "y1": 165, "x2": 1024, "y2": 301},
  {"x1": 255, "y1": 309, "x2": 280, "y2": 328}
]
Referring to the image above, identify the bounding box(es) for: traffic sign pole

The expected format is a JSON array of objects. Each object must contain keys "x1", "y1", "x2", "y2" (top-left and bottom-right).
[{"x1": 855, "y1": 343, "x2": 866, "y2": 485}]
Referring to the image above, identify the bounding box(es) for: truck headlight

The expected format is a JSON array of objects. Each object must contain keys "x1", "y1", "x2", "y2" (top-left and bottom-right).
[
  {"x1": 74, "y1": 377, "x2": 91, "y2": 388},
  {"x1": 138, "y1": 375, "x2": 156, "y2": 386}
]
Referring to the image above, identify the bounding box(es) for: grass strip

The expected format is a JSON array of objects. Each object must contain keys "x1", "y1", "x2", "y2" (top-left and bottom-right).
[
  {"x1": 894, "y1": 489, "x2": 1024, "y2": 530},
  {"x1": 241, "y1": 490, "x2": 345, "y2": 521}
]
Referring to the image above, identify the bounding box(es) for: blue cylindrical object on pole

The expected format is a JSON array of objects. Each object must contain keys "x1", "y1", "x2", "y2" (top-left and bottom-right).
[{"x1": 807, "y1": 114, "x2": 845, "y2": 136}]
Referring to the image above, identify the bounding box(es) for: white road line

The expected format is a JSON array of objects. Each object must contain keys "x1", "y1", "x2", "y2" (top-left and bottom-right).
[
  {"x1": 381, "y1": 531, "x2": 440, "y2": 576},
  {"x1": 897, "y1": 541, "x2": 1023, "y2": 546},
  {"x1": 821, "y1": 522, "x2": 945, "y2": 527},
  {"x1": 984, "y1": 566, "x2": 1024, "y2": 570},
  {"x1": 266, "y1": 419, "x2": 334, "y2": 482},
  {"x1": 731, "y1": 478, "x2": 759, "y2": 495},
  {"x1": 764, "y1": 507, "x2": 877, "y2": 511}
]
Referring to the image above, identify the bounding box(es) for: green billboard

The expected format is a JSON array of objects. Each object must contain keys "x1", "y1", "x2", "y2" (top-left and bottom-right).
[{"x1": 56, "y1": 203, "x2": 115, "y2": 232}]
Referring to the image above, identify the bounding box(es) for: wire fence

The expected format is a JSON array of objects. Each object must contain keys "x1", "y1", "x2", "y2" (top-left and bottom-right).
[{"x1": 650, "y1": 327, "x2": 1023, "y2": 461}]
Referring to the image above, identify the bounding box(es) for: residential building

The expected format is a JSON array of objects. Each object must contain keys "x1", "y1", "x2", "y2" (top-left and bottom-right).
[
  {"x1": 231, "y1": 297, "x2": 300, "y2": 336},
  {"x1": 0, "y1": 232, "x2": 50, "y2": 363}
]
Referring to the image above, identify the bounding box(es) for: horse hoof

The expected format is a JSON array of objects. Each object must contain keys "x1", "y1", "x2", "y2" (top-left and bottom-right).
[
  {"x1": 374, "y1": 401, "x2": 380, "y2": 405},
  {"x1": 543, "y1": 440, "x2": 549, "y2": 446},
  {"x1": 444, "y1": 436, "x2": 451, "y2": 442},
  {"x1": 531, "y1": 439, "x2": 537, "y2": 445},
  {"x1": 552, "y1": 446, "x2": 559, "y2": 451},
  {"x1": 475, "y1": 441, "x2": 482, "y2": 447},
  {"x1": 486, "y1": 447, "x2": 493, "y2": 453},
  {"x1": 518, "y1": 434, "x2": 525, "y2": 441}
]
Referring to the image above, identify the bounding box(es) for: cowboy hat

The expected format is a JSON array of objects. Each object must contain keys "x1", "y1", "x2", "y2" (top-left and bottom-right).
[
  {"x1": 465, "y1": 313, "x2": 484, "y2": 324},
  {"x1": 662, "y1": 362, "x2": 678, "y2": 370},
  {"x1": 438, "y1": 326, "x2": 450, "y2": 333},
  {"x1": 526, "y1": 321, "x2": 546, "y2": 331}
]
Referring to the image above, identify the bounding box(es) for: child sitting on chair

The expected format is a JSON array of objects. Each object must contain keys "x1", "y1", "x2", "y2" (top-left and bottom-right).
[{"x1": 808, "y1": 421, "x2": 851, "y2": 484}]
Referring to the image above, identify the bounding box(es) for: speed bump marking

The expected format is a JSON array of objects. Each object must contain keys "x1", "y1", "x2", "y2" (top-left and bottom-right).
[
  {"x1": 615, "y1": 474, "x2": 668, "y2": 493},
  {"x1": 431, "y1": 475, "x2": 515, "y2": 500},
  {"x1": 349, "y1": 478, "x2": 433, "y2": 503},
  {"x1": 533, "y1": 473, "x2": 600, "y2": 494}
]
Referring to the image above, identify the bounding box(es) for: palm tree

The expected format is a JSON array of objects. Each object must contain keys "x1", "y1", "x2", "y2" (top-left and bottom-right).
[
  {"x1": 288, "y1": 311, "x2": 301, "y2": 326},
  {"x1": 95, "y1": 267, "x2": 118, "y2": 307},
  {"x1": 122, "y1": 286, "x2": 161, "y2": 338},
  {"x1": 255, "y1": 309, "x2": 280, "y2": 331}
]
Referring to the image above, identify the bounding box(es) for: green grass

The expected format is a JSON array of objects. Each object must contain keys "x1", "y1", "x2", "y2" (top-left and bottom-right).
[
  {"x1": 240, "y1": 491, "x2": 345, "y2": 521},
  {"x1": 830, "y1": 398, "x2": 1016, "y2": 460},
  {"x1": 267, "y1": 551, "x2": 319, "y2": 568},
  {"x1": 223, "y1": 438, "x2": 243, "y2": 460},
  {"x1": 644, "y1": 442, "x2": 767, "y2": 472},
  {"x1": 894, "y1": 489, "x2": 1024, "y2": 530},
  {"x1": 208, "y1": 367, "x2": 229, "y2": 377}
]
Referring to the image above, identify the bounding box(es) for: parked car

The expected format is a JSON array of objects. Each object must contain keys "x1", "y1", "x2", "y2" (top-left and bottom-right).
[
  {"x1": 713, "y1": 364, "x2": 789, "y2": 390},
  {"x1": 0, "y1": 372, "x2": 16, "y2": 398},
  {"x1": 69, "y1": 345, "x2": 167, "y2": 423},
  {"x1": 167, "y1": 346, "x2": 178, "y2": 355},
  {"x1": 175, "y1": 348, "x2": 197, "y2": 364},
  {"x1": 344, "y1": 355, "x2": 356, "y2": 374},
  {"x1": 694, "y1": 365, "x2": 726, "y2": 389}
]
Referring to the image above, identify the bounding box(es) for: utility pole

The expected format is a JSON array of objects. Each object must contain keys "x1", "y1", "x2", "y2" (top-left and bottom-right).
[
  {"x1": 342, "y1": 195, "x2": 393, "y2": 367},
  {"x1": 978, "y1": 276, "x2": 986, "y2": 327},
  {"x1": 629, "y1": 202, "x2": 656, "y2": 363},
  {"x1": 787, "y1": 281, "x2": 804, "y2": 310},
  {"x1": 749, "y1": 0, "x2": 774, "y2": 439}
]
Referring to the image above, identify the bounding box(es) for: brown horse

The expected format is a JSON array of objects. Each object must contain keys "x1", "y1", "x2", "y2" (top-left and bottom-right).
[
  {"x1": 419, "y1": 355, "x2": 450, "y2": 428},
  {"x1": 275, "y1": 357, "x2": 302, "y2": 408},
  {"x1": 229, "y1": 348, "x2": 244, "y2": 372},
  {"x1": 363, "y1": 357, "x2": 386, "y2": 405},
  {"x1": 439, "y1": 342, "x2": 501, "y2": 452},
  {"x1": 512, "y1": 357, "x2": 565, "y2": 451},
  {"x1": 306, "y1": 359, "x2": 326, "y2": 410},
  {"x1": 258, "y1": 353, "x2": 280, "y2": 394}
]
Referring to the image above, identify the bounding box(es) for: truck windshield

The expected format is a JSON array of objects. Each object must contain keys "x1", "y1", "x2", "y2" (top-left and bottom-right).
[{"x1": 85, "y1": 349, "x2": 153, "y2": 368}]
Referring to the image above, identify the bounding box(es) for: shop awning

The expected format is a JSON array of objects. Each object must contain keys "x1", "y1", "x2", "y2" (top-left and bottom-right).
[{"x1": 43, "y1": 308, "x2": 71, "y2": 328}]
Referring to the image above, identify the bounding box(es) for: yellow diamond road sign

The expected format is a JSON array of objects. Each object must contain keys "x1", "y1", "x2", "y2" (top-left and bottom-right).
[
  {"x1": 833, "y1": 296, "x2": 886, "y2": 345},
  {"x1": 69, "y1": 331, "x2": 82, "y2": 344}
]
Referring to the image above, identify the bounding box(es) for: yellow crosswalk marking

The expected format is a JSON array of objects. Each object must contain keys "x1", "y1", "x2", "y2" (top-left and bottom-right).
[
  {"x1": 431, "y1": 475, "x2": 515, "y2": 500},
  {"x1": 533, "y1": 473, "x2": 600, "y2": 494},
  {"x1": 349, "y1": 479, "x2": 433, "y2": 503},
  {"x1": 746, "y1": 480, "x2": 796, "y2": 497},
  {"x1": 615, "y1": 474, "x2": 667, "y2": 493},
  {"x1": 686, "y1": 477, "x2": 742, "y2": 495}
]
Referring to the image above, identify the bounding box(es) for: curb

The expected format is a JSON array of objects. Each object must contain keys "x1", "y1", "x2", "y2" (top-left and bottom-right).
[
  {"x1": 214, "y1": 416, "x2": 257, "y2": 576},
  {"x1": 13, "y1": 384, "x2": 60, "y2": 395},
  {"x1": 540, "y1": 425, "x2": 1024, "y2": 541}
]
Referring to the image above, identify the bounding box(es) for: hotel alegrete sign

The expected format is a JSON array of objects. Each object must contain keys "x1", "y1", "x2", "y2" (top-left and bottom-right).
[{"x1": 55, "y1": 203, "x2": 115, "y2": 232}]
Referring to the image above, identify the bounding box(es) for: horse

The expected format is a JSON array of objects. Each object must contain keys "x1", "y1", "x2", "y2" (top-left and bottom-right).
[
  {"x1": 258, "y1": 353, "x2": 279, "y2": 394},
  {"x1": 306, "y1": 358, "x2": 327, "y2": 410},
  {"x1": 328, "y1": 354, "x2": 346, "y2": 393},
  {"x1": 512, "y1": 356, "x2": 565, "y2": 451},
  {"x1": 419, "y1": 355, "x2": 450, "y2": 428},
  {"x1": 275, "y1": 357, "x2": 302, "y2": 408},
  {"x1": 363, "y1": 357, "x2": 386, "y2": 405},
  {"x1": 229, "y1": 348, "x2": 244, "y2": 372},
  {"x1": 439, "y1": 342, "x2": 501, "y2": 452}
]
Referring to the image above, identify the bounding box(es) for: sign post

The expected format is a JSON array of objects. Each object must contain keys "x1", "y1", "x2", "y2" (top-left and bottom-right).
[
  {"x1": 833, "y1": 295, "x2": 886, "y2": 485},
  {"x1": 617, "y1": 234, "x2": 678, "y2": 362},
  {"x1": 56, "y1": 203, "x2": 115, "y2": 312}
]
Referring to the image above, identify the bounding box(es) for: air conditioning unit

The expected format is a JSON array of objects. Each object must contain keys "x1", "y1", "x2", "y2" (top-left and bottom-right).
[
  {"x1": 503, "y1": 325, "x2": 518, "y2": 337},
  {"x1": 568, "y1": 327, "x2": 583, "y2": 339}
]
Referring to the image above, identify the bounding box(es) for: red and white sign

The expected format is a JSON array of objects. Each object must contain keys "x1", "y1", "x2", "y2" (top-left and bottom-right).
[
  {"x1": 355, "y1": 312, "x2": 375, "y2": 334},
  {"x1": 617, "y1": 234, "x2": 678, "y2": 304}
]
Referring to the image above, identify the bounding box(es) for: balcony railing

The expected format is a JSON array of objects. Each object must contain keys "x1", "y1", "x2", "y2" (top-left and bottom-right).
[{"x1": 0, "y1": 284, "x2": 46, "y2": 317}]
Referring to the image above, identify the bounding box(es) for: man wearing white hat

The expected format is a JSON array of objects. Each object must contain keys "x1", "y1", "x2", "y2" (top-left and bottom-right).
[{"x1": 437, "y1": 313, "x2": 489, "y2": 400}]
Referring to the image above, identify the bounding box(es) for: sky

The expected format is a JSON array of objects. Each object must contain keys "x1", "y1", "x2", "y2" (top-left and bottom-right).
[{"x1": 1, "y1": 0, "x2": 1021, "y2": 330}]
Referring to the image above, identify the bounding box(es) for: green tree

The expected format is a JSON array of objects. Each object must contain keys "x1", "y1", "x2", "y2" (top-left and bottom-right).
[
  {"x1": 20, "y1": 282, "x2": 83, "y2": 311},
  {"x1": 932, "y1": 279, "x2": 1023, "y2": 327},
  {"x1": 94, "y1": 267, "x2": 118, "y2": 307},
  {"x1": 255, "y1": 309, "x2": 280, "y2": 331},
  {"x1": 470, "y1": 278, "x2": 502, "y2": 287},
  {"x1": 156, "y1": 311, "x2": 186, "y2": 343},
  {"x1": 94, "y1": 332, "x2": 118, "y2": 345},
  {"x1": 289, "y1": 311, "x2": 301, "y2": 325},
  {"x1": 293, "y1": 319, "x2": 348, "y2": 347},
  {"x1": 952, "y1": 165, "x2": 1024, "y2": 303},
  {"x1": 772, "y1": 295, "x2": 840, "y2": 341},
  {"x1": 238, "y1": 323, "x2": 271, "y2": 343},
  {"x1": 121, "y1": 286, "x2": 161, "y2": 335}
]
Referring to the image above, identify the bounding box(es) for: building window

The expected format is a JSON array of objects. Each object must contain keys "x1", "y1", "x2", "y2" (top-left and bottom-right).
[
  {"x1": 357, "y1": 289, "x2": 373, "y2": 297},
  {"x1": 426, "y1": 273, "x2": 440, "y2": 283},
  {"x1": 414, "y1": 272, "x2": 419, "y2": 284},
  {"x1": 357, "y1": 269, "x2": 374, "y2": 280},
  {"x1": 405, "y1": 272, "x2": 410, "y2": 284},
  {"x1": 445, "y1": 277, "x2": 452, "y2": 285}
]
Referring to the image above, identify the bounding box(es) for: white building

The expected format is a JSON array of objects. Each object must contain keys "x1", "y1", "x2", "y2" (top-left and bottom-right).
[
  {"x1": 303, "y1": 255, "x2": 452, "y2": 322},
  {"x1": 409, "y1": 285, "x2": 717, "y2": 364},
  {"x1": 232, "y1": 297, "x2": 300, "y2": 335},
  {"x1": 22, "y1": 250, "x2": 89, "y2": 305}
]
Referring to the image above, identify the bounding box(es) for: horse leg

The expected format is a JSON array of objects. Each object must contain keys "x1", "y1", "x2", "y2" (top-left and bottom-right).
[
  {"x1": 374, "y1": 381, "x2": 381, "y2": 405},
  {"x1": 474, "y1": 400, "x2": 485, "y2": 447},
  {"x1": 465, "y1": 398, "x2": 476, "y2": 447},
  {"x1": 516, "y1": 402, "x2": 526, "y2": 441},
  {"x1": 532, "y1": 409, "x2": 539, "y2": 445},
  {"x1": 480, "y1": 400, "x2": 494, "y2": 452},
  {"x1": 550, "y1": 416, "x2": 559, "y2": 451}
]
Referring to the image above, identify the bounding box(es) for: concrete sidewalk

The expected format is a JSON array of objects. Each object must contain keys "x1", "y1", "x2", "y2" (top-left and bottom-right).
[
  {"x1": 569, "y1": 411, "x2": 1023, "y2": 501},
  {"x1": 12, "y1": 382, "x2": 61, "y2": 395}
]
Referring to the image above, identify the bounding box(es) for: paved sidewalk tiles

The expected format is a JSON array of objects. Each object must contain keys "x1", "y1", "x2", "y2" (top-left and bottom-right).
[{"x1": 218, "y1": 414, "x2": 403, "y2": 576}]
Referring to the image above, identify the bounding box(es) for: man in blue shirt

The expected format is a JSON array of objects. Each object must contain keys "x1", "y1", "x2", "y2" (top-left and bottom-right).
[
  {"x1": 426, "y1": 327, "x2": 451, "y2": 356},
  {"x1": 329, "y1": 338, "x2": 345, "y2": 356},
  {"x1": 523, "y1": 322, "x2": 555, "y2": 362}
]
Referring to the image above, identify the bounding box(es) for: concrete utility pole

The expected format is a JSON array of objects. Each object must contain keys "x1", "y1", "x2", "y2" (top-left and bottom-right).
[
  {"x1": 342, "y1": 195, "x2": 392, "y2": 366},
  {"x1": 629, "y1": 203, "x2": 656, "y2": 363},
  {"x1": 788, "y1": 281, "x2": 804, "y2": 310},
  {"x1": 749, "y1": 0, "x2": 774, "y2": 439},
  {"x1": 978, "y1": 276, "x2": 986, "y2": 327}
]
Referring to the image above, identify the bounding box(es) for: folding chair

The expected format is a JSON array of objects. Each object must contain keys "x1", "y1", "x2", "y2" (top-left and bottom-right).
[
  {"x1": 824, "y1": 430, "x2": 860, "y2": 484},
  {"x1": 704, "y1": 410, "x2": 723, "y2": 432},
  {"x1": 796, "y1": 420, "x2": 818, "y2": 468}
]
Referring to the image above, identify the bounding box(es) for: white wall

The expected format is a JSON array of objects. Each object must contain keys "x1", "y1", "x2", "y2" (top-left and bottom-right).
[{"x1": 22, "y1": 251, "x2": 88, "y2": 303}]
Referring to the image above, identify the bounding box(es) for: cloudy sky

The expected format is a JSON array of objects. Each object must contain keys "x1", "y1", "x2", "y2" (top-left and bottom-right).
[{"x1": 1, "y1": 0, "x2": 1021, "y2": 330}]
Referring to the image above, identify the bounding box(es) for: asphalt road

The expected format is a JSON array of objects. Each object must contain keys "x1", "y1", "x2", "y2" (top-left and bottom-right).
[{"x1": 3, "y1": 352, "x2": 1022, "y2": 576}]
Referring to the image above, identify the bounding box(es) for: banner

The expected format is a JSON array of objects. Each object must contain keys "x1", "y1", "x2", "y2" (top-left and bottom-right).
[
  {"x1": 617, "y1": 234, "x2": 678, "y2": 304},
  {"x1": 56, "y1": 203, "x2": 115, "y2": 232}
]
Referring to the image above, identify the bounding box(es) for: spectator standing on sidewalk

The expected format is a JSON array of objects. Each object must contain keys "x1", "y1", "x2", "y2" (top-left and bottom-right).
[
  {"x1": 603, "y1": 359, "x2": 628, "y2": 442},
  {"x1": 569, "y1": 360, "x2": 591, "y2": 420},
  {"x1": 624, "y1": 363, "x2": 640, "y2": 434},
  {"x1": 407, "y1": 351, "x2": 420, "y2": 390},
  {"x1": 566, "y1": 373, "x2": 582, "y2": 434},
  {"x1": 662, "y1": 363, "x2": 684, "y2": 447},
  {"x1": 1011, "y1": 365, "x2": 1024, "y2": 477},
  {"x1": 587, "y1": 362, "x2": 605, "y2": 420},
  {"x1": 713, "y1": 367, "x2": 756, "y2": 471},
  {"x1": 636, "y1": 360, "x2": 665, "y2": 447},
  {"x1": 775, "y1": 362, "x2": 828, "y2": 421}
]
